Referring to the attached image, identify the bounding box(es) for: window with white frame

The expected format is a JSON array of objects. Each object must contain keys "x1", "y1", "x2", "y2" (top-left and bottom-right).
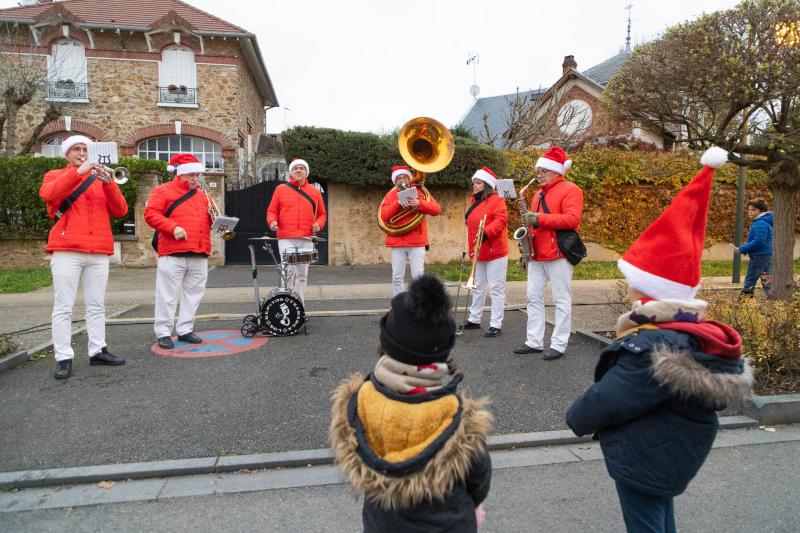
[
  {"x1": 41, "y1": 134, "x2": 67, "y2": 157},
  {"x1": 137, "y1": 135, "x2": 223, "y2": 172},
  {"x1": 47, "y1": 40, "x2": 88, "y2": 100},
  {"x1": 159, "y1": 46, "x2": 197, "y2": 89}
]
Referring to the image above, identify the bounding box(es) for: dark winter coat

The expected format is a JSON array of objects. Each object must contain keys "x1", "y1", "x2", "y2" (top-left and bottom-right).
[
  {"x1": 739, "y1": 212, "x2": 773, "y2": 256},
  {"x1": 565, "y1": 328, "x2": 752, "y2": 497},
  {"x1": 329, "y1": 373, "x2": 492, "y2": 533}
]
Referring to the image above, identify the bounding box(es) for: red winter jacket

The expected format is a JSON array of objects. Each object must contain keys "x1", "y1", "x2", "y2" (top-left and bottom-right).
[
  {"x1": 144, "y1": 177, "x2": 211, "y2": 256},
  {"x1": 380, "y1": 186, "x2": 441, "y2": 247},
  {"x1": 529, "y1": 176, "x2": 583, "y2": 262},
  {"x1": 467, "y1": 192, "x2": 509, "y2": 261},
  {"x1": 266, "y1": 178, "x2": 327, "y2": 238},
  {"x1": 39, "y1": 165, "x2": 128, "y2": 255}
]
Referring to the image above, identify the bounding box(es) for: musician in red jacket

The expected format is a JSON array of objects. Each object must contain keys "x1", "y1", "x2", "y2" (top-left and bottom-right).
[
  {"x1": 380, "y1": 165, "x2": 441, "y2": 296},
  {"x1": 39, "y1": 135, "x2": 128, "y2": 380},
  {"x1": 514, "y1": 147, "x2": 584, "y2": 360},
  {"x1": 267, "y1": 159, "x2": 327, "y2": 302},
  {"x1": 462, "y1": 167, "x2": 509, "y2": 337},
  {"x1": 144, "y1": 153, "x2": 211, "y2": 350}
]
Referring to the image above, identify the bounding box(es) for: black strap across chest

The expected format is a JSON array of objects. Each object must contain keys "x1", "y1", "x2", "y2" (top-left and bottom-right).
[
  {"x1": 282, "y1": 182, "x2": 317, "y2": 216},
  {"x1": 464, "y1": 193, "x2": 488, "y2": 221},
  {"x1": 55, "y1": 174, "x2": 98, "y2": 220}
]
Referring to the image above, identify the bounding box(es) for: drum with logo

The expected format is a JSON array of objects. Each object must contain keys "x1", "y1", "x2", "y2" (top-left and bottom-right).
[{"x1": 259, "y1": 289, "x2": 305, "y2": 336}]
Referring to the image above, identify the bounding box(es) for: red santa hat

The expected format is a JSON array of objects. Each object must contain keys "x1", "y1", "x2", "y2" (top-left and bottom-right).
[
  {"x1": 535, "y1": 146, "x2": 572, "y2": 176},
  {"x1": 288, "y1": 158, "x2": 309, "y2": 174},
  {"x1": 391, "y1": 165, "x2": 412, "y2": 184},
  {"x1": 61, "y1": 135, "x2": 93, "y2": 156},
  {"x1": 471, "y1": 166, "x2": 498, "y2": 189},
  {"x1": 618, "y1": 147, "x2": 728, "y2": 301},
  {"x1": 167, "y1": 153, "x2": 204, "y2": 175}
]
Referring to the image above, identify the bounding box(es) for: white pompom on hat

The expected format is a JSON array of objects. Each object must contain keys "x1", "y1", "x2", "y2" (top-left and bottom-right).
[
  {"x1": 391, "y1": 165, "x2": 412, "y2": 184},
  {"x1": 618, "y1": 147, "x2": 729, "y2": 300},
  {"x1": 288, "y1": 158, "x2": 309, "y2": 175},
  {"x1": 61, "y1": 135, "x2": 93, "y2": 156},
  {"x1": 471, "y1": 166, "x2": 498, "y2": 189},
  {"x1": 167, "y1": 153, "x2": 204, "y2": 176},
  {"x1": 535, "y1": 146, "x2": 572, "y2": 176}
]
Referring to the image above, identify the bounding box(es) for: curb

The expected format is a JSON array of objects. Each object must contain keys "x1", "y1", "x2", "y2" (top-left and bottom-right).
[
  {"x1": 0, "y1": 304, "x2": 141, "y2": 373},
  {"x1": 574, "y1": 329, "x2": 800, "y2": 427},
  {"x1": 0, "y1": 416, "x2": 758, "y2": 491}
]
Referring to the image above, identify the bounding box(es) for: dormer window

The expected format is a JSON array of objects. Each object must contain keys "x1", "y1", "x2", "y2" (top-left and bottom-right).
[
  {"x1": 158, "y1": 45, "x2": 198, "y2": 107},
  {"x1": 47, "y1": 40, "x2": 88, "y2": 102}
]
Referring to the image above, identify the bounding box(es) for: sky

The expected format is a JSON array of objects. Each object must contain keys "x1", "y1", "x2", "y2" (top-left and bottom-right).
[{"x1": 2, "y1": 0, "x2": 742, "y2": 134}]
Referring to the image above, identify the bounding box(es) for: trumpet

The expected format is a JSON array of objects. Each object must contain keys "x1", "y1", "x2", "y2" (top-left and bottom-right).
[
  {"x1": 92, "y1": 164, "x2": 129, "y2": 185},
  {"x1": 201, "y1": 184, "x2": 236, "y2": 241}
]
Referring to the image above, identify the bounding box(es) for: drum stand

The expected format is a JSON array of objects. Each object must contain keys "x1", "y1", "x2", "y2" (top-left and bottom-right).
[{"x1": 241, "y1": 243, "x2": 307, "y2": 337}]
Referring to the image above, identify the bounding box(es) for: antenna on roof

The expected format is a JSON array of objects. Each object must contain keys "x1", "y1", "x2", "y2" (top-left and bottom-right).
[
  {"x1": 624, "y1": 4, "x2": 633, "y2": 53},
  {"x1": 467, "y1": 53, "x2": 480, "y2": 99}
]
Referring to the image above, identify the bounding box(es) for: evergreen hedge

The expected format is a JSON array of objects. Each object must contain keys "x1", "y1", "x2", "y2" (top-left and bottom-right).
[
  {"x1": 282, "y1": 126, "x2": 507, "y2": 187},
  {"x1": 0, "y1": 157, "x2": 167, "y2": 238}
]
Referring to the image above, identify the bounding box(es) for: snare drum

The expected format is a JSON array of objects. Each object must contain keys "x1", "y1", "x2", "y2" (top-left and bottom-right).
[{"x1": 283, "y1": 249, "x2": 319, "y2": 264}]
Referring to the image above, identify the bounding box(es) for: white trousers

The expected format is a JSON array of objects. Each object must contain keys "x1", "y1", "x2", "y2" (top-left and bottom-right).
[
  {"x1": 154, "y1": 255, "x2": 208, "y2": 338},
  {"x1": 525, "y1": 258, "x2": 574, "y2": 352},
  {"x1": 468, "y1": 256, "x2": 508, "y2": 329},
  {"x1": 279, "y1": 238, "x2": 313, "y2": 302},
  {"x1": 391, "y1": 246, "x2": 425, "y2": 296},
  {"x1": 50, "y1": 251, "x2": 109, "y2": 361}
]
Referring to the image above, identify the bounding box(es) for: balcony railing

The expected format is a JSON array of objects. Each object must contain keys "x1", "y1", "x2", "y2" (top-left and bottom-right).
[
  {"x1": 46, "y1": 81, "x2": 88, "y2": 101},
  {"x1": 158, "y1": 86, "x2": 199, "y2": 105}
]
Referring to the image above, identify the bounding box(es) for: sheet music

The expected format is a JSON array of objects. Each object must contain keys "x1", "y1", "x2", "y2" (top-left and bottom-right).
[
  {"x1": 211, "y1": 216, "x2": 239, "y2": 232},
  {"x1": 496, "y1": 179, "x2": 517, "y2": 199},
  {"x1": 397, "y1": 186, "x2": 419, "y2": 206},
  {"x1": 88, "y1": 142, "x2": 119, "y2": 165}
]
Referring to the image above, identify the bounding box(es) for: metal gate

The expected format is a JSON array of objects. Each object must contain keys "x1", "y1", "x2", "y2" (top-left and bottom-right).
[{"x1": 224, "y1": 180, "x2": 328, "y2": 265}]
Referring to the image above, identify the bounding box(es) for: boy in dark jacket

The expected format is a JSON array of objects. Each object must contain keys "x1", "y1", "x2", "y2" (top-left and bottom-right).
[
  {"x1": 734, "y1": 198, "x2": 773, "y2": 296},
  {"x1": 330, "y1": 275, "x2": 493, "y2": 533},
  {"x1": 566, "y1": 148, "x2": 753, "y2": 533}
]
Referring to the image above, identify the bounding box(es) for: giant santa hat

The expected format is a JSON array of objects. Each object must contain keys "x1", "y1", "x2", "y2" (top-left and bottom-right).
[{"x1": 617, "y1": 147, "x2": 728, "y2": 300}]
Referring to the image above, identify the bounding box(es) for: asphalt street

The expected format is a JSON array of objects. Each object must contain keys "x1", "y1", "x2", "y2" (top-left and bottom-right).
[
  {"x1": 2, "y1": 438, "x2": 797, "y2": 532},
  {"x1": 1, "y1": 306, "x2": 608, "y2": 472}
]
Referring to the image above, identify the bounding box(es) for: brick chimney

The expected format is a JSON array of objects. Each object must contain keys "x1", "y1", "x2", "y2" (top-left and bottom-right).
[{"x1": 562, "y1": 55, "x2": 577, "y2": 75}]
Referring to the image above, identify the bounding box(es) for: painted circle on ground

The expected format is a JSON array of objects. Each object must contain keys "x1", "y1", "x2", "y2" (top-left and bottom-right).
[{"x1": 151, "y1": 330, "x2": 268, "y2": 358}]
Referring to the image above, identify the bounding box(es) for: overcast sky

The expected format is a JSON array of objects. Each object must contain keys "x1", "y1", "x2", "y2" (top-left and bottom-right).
[{"x1": 3, "y1": 0, "x2": 742, "y2": 133}]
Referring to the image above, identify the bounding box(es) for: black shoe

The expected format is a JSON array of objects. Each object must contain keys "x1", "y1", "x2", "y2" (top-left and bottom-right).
[
  {"x1": 177, "y1": 332, "x2": 203, "y2": 344},
  {"x1": 54, "y1": 359, "x2": 72, "y2": 380},
  {"x1": 513, "y1": 344, "x2": 543, "y2": 354},
  {"x1": 462, "y1": 321, "x2": 481, "y2": 330},
  {"x1": 484, "y1": 327, "x2": 502, "y2": 338},
  {"x1": 543, "y1": 348, "x2": 564, "y2": 361},
  {"x1": 90, "y1": 347, "x2": 125, "y2": 366},
  {"x1": 158, "y1": 336, "x2": 174, "y2": 349}
]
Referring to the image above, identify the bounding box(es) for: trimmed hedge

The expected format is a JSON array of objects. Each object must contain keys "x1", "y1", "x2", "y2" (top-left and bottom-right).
[
  {"x1": 0, "y1": 157, "x2": 167, "y2": 238},
  {"x1": 282, "y1": 126, "x2": 507, "y2": 187}
]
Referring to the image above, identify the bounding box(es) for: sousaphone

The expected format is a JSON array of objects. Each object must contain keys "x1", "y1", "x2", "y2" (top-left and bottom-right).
[{"x1": 377, "y1": 117, "x2": 455, "y2": 236}]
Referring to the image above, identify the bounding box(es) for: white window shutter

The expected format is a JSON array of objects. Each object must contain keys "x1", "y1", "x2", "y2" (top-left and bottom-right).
[
  {"x1": 159, "y1": 47, "x2": 196, "y2": 87},
  {"x1": 49, "y1": 40, "x2": 87, "y2": 82}
]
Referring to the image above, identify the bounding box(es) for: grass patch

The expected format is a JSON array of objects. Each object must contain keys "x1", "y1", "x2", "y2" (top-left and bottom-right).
[
  {"x1": 426, "y1": 259, "x2": 800, "y2": 282},
  {"x1": 0, "y1": 267, "x2": 52, "y2": 294}
]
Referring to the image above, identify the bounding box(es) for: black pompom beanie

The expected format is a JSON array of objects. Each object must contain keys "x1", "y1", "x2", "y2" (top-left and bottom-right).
[{"x1": 379, "y1": 275, "x2": 456, "y2": 365}]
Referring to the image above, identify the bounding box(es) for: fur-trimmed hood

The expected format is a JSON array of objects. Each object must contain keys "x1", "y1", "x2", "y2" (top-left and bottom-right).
[
  {"x1": 650, "y1": 346, "x2": 753, "y2": 410},
  {"x1": 329, "y1": 373, "x2": 493, "y2": 511}
]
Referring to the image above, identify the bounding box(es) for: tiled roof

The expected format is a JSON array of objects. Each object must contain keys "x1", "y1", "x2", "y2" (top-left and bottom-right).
[
  {"x1": 581, "y1": 50, "x2": 630, "y2": 87},
  {"x1": 459, "y1": 89, "x2": 546, "y2": 148},
  {"x1": 0, "y1": 0, "x2": 248, "y2": 35}
]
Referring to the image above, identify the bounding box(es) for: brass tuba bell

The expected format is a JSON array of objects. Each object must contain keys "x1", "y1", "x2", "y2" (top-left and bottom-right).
[{"x1": 378, "y1": 117, "x2": 455, "y2": 236}]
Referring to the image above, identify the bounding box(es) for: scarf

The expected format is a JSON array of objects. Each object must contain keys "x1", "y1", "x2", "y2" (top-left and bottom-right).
[{"x1": 374, "y1": 355, "x2": 450, "y2": 395}]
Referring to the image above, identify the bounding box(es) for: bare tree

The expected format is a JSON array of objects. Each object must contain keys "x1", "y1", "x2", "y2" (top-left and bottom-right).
[
  {"x1": 604, "y1": 0, "x2": 800, "y2": 299},
  {"x1": 481, "y1": 86, "x2": 592, "y2": 149}
]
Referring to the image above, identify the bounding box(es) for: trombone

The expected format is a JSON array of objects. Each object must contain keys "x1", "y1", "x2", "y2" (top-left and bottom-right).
[{"x1": 455, "y1": 214, "x2": 486, "y2": 336}]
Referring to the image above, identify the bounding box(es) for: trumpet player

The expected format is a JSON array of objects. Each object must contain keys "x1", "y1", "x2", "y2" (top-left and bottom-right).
[
  {"x1": 144, "y1": 153, "x2": 211, "y2": 350},
  {"x1": 462, "y1": 167, "x2": 508, "y2": 337},
  {"x1": 39, "y1": 135, "x2": 129, "y2": 380},
  {"x1": 380, "y1": 165, "x2": 441, "y2": 296}
]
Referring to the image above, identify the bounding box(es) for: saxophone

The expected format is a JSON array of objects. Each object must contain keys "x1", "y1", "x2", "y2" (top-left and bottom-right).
[{"x1": 512, "y1": 177, "x2": 538, "y2": 269}]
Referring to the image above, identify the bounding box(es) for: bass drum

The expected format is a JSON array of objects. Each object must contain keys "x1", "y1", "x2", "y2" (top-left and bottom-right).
[{"x1": 259, "y1": 290, "x2": 305, "y2": 336}]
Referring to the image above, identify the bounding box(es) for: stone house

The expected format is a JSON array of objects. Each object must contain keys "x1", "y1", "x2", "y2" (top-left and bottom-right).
[{"x1": 0, "y1": 0, "x2": 278, "y2": 265}]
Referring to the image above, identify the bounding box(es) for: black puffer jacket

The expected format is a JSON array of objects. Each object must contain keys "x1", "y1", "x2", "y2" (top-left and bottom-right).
[
  {"x1": 330, "y1": 373, "x2": 493, "y2": 533},
  {"x1": 566, "y1": 328, "x2": 752, "y2": 497}
]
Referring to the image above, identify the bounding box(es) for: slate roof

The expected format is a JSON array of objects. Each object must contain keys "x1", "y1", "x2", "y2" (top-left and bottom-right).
[
  {"x1": 459, "y1": 51, "x2": 631, "y2": 146},
  {"x1": 0, "y1": 0, "x2": 248, "y2": 34}
]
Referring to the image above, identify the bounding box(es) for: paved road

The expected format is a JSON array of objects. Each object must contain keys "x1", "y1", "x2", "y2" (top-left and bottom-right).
[{"x1": 2, "y1": 433, "x2": 797, "y2": 532}]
